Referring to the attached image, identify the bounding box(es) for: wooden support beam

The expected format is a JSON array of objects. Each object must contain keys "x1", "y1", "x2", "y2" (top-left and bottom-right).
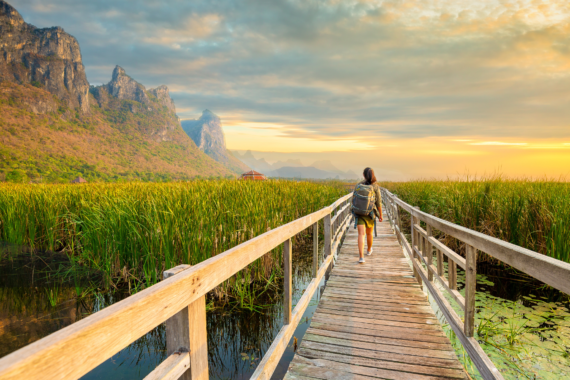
[
  {"x1": 436, "y1": 248, "x2": 444, "y2": 277},
  {"x1": 312, "y1": 222, "x2": 318, "y2": 278},
  {"x1": 143, "y1": 352, "x2": 190, "y2": 380},
  {"x1": 283, "y1": 238, "x2": 292, "y2": 325},
  {"x1": 449, "y1": 257, "x2": 457, "y2": 290},
  {"x1": 412, "y1": 212, "x2": 422, "y2": 287},
  {"x1": 464, "y1": 244, "x2": 477, "y2": 337},
  {"x1": 324, "y1": 213, "x2": 332, "y2": 277},
  {"x1": 163, "y1": 265, "x2": 208, "y2": 380},
  {"x1": 426, "y1": 225, "x2": 433, "y2": 281}
]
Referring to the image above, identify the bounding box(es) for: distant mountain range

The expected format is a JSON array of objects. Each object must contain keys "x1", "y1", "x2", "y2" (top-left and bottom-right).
[{"x1": 233, "y1": 151, "x2": 358, "y2": 180}]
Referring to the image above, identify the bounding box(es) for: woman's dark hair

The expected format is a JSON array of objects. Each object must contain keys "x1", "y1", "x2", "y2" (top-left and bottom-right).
[{"x1": 363, "y1": 167, "x2": 377, "y2": 185}]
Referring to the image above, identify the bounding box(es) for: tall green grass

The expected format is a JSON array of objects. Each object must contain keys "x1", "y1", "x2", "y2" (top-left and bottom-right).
[
  {"x1": 381, "y1": 178, "x2": 570, "y2": 263},
  {"x1": 0, "y1": 180, "x2": 345, "y2": 300}
]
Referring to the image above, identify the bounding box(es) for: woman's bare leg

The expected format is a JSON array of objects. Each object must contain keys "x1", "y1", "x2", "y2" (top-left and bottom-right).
[
  {"x1": 366, "y1": 226, "x2": 373, "y2": 252},
  {"x1": 357, "y1": 225, "x2": 365, "y2": 259}
]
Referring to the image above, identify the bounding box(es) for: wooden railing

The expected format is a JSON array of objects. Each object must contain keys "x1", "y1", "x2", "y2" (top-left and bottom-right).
[
  {"x1": 0, "y1": 194, "x2": 353, "y2": 380},
  {"x1": 381, "y1": 188, "x2": 570, "y2": 380}
]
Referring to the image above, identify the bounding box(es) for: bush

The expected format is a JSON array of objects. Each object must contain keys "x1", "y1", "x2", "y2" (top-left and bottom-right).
[{"x1": 6, "y1": 169, "x2": 29, "y2": 183}]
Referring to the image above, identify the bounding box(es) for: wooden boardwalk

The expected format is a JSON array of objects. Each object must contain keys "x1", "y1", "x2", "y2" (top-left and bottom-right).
[{"x1": 284, "y1": 216, "x2": 468, "y2": 380}]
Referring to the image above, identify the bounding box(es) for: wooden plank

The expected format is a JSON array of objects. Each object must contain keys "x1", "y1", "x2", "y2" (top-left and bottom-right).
[
  {"x1": 299, "y1": 343, "x2": 466, "y2": 376},
  {"x1": 284, "y1": 238, "x2": 293, "y2": 325},
  {"x1": 313, "y1": 312, "x2": 443, "y2": 331},
  {"x1": 290, "y1": 356, "x2": 453, "y2": 380},
  {"x1": 306, "y1": 327, "x2": 453, "y2": 352},
  {"x1": 143, "y1": 352, "x2": 190, "y2": 380},
  {"x1": 464, "y1": 244, "x2": 477, "y2": 337},
  {"x1": 302, "y1": 333, "x2": 458, "y2": 361},
  {"x1": 295, "y1": 352, "x2": 467, "y2": 380},
  {"x1": 0, "y1": 196, "x2": 354, "y2": 380},
  {"x1": 308, "y1": 322, "x2": 450, "y2": 344},
  {"x1": 314, "y1": 308, "x2": 439, "y2": 325}
]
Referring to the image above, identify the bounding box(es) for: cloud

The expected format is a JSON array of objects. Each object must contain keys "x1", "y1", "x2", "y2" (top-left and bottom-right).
[
  {"x1": 10, "y1": 0, "x2": 570, "y2": 153},
  {"x1": 470, "y1": 141, "x2": 528, "y2": 146}
]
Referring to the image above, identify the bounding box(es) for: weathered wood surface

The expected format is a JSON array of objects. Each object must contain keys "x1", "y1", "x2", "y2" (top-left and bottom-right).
[{"x1": 285, "y1": 215, "x2": 468, "y2": 380}]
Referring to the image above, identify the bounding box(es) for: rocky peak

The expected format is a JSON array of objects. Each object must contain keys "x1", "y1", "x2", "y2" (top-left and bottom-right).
[
  {"x1": 0, "y1": 1, "x2": 90, "y2": 113},
  {"x1": 106, "y1": 65, "x2": 150, "y2": 105},
  {"x1": 182, "y1": 110, "x2": 226, "y2": 154},
  {"x1": 149, "y1": 85, "x2": 176, "y2": 114},
  {"x1": 180, "y1": 110, "x2": 249, "y2": 174}
]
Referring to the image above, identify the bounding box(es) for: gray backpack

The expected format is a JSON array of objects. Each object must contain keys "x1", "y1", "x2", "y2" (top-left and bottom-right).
[{"x1": 351, "y1": 183, "x2": 376, "y2": 217}]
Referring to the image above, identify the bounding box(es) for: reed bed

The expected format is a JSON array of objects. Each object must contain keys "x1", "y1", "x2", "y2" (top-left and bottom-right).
[
  {"x1": 0, "y1": 180, "x2": 345, "y2": 304},
  {"x1": 381, "y1": 178, "x2": 570, "y2": 263}
]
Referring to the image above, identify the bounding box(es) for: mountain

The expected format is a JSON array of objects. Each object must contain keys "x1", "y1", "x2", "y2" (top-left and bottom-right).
[
  {"x1": 234, "y1": 151, "x2": 274, "y2": 173},
  {"x1": 0, "y1": 1, "x2": 236, "y2": 182},
  {"x1": 232, "y1": 151, "x2": 359, "y2": 180},
  {"x1": 0, "y1": 1, "x2": 89, "y2": 113},
  {"x1": 181, "y1": 110, "x2": 249, "y2": 174}
]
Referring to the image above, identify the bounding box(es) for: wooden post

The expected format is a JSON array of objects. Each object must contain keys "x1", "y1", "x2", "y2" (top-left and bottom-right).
[
  {"x1": 411, "y1": 208, "x2": 422, "y2": 287},
  {"x1": 464, "y1": 244, "x2": 477, "y2": 337},
  {"x1": 312, "y1": 222, "x2": 318, "y2": 278},
  {"x1": 283, "y1": 238, "x2": 292, "y2": 325},
  {"x1": 324, "y1": 213, "x2": 332, "y2": 277},
  {"x1": 426, "y1": 225, "x2": 433, "y2": 282},
  {"x1": 437, "y1": 248, "x2": 444, "y2": 277},
  {"x1": 164, "y1": 265, "x2": 209, "y2": 380},
  {"x1": 448, "y1": 258, "x2": 457, "y2": 290}
]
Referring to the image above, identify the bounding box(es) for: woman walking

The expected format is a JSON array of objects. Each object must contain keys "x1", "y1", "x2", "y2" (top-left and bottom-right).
[{"x1": 354, "y1": 168, "x2": 382, "y2": 263}]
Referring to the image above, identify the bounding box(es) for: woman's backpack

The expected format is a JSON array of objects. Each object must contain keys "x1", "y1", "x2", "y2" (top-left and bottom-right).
[{"x1": 352, "y1": 183, "x2": 376, "y2": 218}]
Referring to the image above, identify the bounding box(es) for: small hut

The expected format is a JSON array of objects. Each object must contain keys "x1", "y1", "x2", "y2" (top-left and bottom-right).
[
  {"x1": 240, "y1": 170, "x2": 267, "y2": 181},
  {"x1": 71, "y1": 176, "x2": 87, "y2": 184}
]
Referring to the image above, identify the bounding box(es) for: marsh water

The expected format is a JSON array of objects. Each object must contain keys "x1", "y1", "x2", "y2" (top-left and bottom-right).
[
  {"x1": 2, "y1": 240, "x2": 570, "y2": 379},
  {"x1": 0, "y1": 242, "x2": 325, "y2": 380},
  {"x1": 431, "y1": 261, "x2": 570, "y2": 379}
]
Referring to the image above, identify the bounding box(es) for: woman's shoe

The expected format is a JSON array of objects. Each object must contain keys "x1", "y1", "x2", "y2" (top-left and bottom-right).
[
  {"x1": 358, "y1": 258, "x2": 365, "y2": 264},
  {"x1": 366, "y1": 248, "x2": 373, "y2": 256}
]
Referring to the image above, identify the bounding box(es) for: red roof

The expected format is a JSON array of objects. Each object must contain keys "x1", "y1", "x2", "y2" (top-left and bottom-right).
[{"x1": 240, "y1": 170, "x2": 267, "y2": 180}]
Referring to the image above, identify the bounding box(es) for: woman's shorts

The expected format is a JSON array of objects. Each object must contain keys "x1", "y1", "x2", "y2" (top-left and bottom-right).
[{"x1": 356, "y1": 215, "x2": 374, "y2": 229}]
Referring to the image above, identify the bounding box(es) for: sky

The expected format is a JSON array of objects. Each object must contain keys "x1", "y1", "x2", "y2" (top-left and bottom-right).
[{"x1": 12, "y1": 0, "x2": 570, "y2": 180}]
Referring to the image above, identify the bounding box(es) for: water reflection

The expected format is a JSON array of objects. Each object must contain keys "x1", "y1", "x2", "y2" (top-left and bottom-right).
[{"x1": 0, "y1": 240, "x2": 325, "y2": 380}]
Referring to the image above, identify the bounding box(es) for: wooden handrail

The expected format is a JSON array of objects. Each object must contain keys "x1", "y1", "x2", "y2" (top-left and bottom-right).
[
  {"x1": 383, "y1": 189, "x2": 570, "y2": 294},
  {"x1": 0, "y1": 193, "x2": 353, "y2": 380},
  {"x1": 382, "y1": 187, "x2": 570, "y2": 380}
]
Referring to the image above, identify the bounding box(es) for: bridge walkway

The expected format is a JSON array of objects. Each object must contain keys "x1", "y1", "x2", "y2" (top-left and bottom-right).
[{"x1": 284, "y1": 216, "x2": 468, "y2": 380}]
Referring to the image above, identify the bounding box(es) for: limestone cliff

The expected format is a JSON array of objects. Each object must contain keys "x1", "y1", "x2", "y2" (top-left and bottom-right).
[
  {"x1": 182, "y1": 110, "x2": 249, "y2": 174},
  {"x1": 0, "y1": 1, "x2": 90, "y2": 113},
  {"x1": 91, "y1": 66, "x2": 181, "y2": 142}
]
